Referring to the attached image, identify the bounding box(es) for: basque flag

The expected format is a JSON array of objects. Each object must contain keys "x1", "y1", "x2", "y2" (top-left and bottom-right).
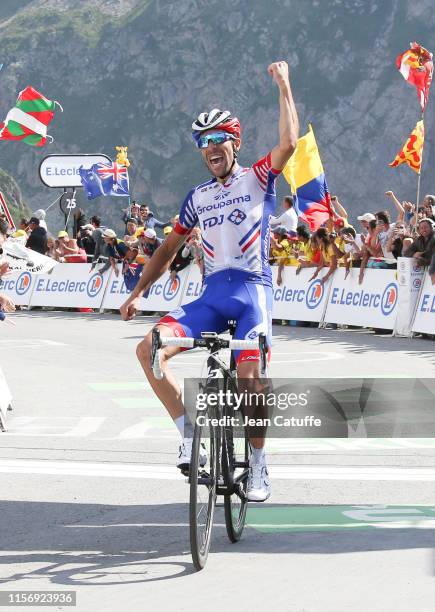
[
  {"x1": 282, "y1": 124, "x2": 332, "y2": 231},
  {"x1": 79, "y1": 161, "x2": 129, "y2": 200}
]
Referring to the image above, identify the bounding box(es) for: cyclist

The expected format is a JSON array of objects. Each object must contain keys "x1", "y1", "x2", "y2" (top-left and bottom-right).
[{"x1": 120, "y1": 61, "x2": 299, "y2": 501}]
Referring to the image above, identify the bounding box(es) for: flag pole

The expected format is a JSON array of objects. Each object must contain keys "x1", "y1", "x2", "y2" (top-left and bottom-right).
[{"x1": 416, "y1": 112, "x2": 425, "y2": 210}]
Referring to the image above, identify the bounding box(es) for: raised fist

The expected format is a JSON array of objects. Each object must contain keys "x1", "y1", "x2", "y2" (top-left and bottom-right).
[{"x1": 267, "y1": 61, "x2": 289, "y2": 86}]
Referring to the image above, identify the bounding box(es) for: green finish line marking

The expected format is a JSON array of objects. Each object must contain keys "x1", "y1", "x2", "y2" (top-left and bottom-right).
[
  {"x1": 247, "y1": 505, "x2": 435, "y2": 533},
  {"x1": 88, "y1": 382, "x2": 149, "y2": 391}
]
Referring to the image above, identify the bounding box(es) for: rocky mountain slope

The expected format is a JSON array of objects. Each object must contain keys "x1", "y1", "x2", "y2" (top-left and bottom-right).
[{"x1": 0, "y1": 0, "x2": 433, "y2": 231}]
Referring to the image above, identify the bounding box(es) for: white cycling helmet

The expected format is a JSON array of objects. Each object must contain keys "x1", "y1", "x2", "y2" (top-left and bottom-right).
[{"x1": 192, "y1": 108, "x2": 232, "y2": 133}]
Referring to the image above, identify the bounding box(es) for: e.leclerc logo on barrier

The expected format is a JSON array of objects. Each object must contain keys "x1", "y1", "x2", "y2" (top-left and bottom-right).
[
  {"x1": 330, "y1": 282, "x2": 398, "y2": 316},
  {"x1": 163, "y1": 275, "x2": 181, "y2": 301},
  {"x1": 273, "y1": 279, "x2": 324, "y2": 309},
  {"x1": 380, "y1": 283, "x2": 398, "y2": 316},
  {"x1": 15, "y1": 271, "x2": 32, "y2": 296},
  {"x1": 86, "y1": 273, "x2": 103, "y2": 298},
  {"x1": 305, "y1": 280, "x2": 324, "y2": 309}
]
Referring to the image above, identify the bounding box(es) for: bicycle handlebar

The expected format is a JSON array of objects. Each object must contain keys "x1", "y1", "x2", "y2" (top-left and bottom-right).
[
  {"x1": 151, "y1": 328, "x2": 267, "y2": 380},
  {"x1": 159, "y1": 337, "x2": 259, "y2": 350}
]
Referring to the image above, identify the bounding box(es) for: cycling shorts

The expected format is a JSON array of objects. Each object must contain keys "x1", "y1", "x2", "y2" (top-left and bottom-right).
[{"x1": 158, "y1": 269, "x2": 272, "y2": 365}]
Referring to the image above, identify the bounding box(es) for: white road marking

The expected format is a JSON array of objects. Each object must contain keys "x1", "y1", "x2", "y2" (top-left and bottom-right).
[
  {"x1": 0, "y1": 339, "x2": 67, "y2": 348},
  {"x1": 2, "y1": 460, "x2": 435, "y2": 481}
]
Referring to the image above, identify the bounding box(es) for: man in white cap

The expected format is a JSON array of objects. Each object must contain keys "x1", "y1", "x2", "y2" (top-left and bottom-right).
[
  {"x1": 356, "y1": 212, "x2": 376, "y2": 248},
  {"x1": 101, "y1": 229, "x2": 129, "y2": 276}
]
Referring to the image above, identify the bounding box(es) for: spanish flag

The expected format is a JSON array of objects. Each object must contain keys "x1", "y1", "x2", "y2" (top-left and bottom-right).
[
  {"x1": 282, "y1": 124, "x2": 332, "y2": 231},
  {"x1": 389, "y1": 120, "x2": 424, "y2": 174}
]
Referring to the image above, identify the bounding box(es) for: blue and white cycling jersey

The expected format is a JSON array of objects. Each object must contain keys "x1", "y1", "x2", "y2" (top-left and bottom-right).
[
  {"x1": 161, "y1": 153, "x2": 281, "y2": 364},
  {"x1": 174, "y1": 152, "x2": 281, "y2": 288}
]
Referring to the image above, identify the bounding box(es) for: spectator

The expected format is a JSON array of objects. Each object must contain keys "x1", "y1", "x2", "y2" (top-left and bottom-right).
[
  {"x1": 270, "y1": 196, "x2": 298, "y2": 236},
  {"x1": 135, "y1": 228, "x2": 163, "y2": 262},
  {"x1": 358, "y1": 219, "x2": 383, "y2": 283},
  {"x1": 385, "y1": 222, "x2": 413, "y2": 260},
  {"x1": 90, "y1": 215, "x2": 110, "y2": 270},
  {"x1": 170, "y1": 230, "x2": 193, "y2": 281},
  {"x1": 384, "y1": 191, "x2": 405, "y2": 222},
  {"x1": 55, "y1": 231, "x2": 86, "y2": 263},
  {"x1": 182, "y1": 227, "x2": 204, "y2": 274},
  {"x1": 293, "y1": 225, "x2": 313, "y2": 261},
  {"x1": 73, "y1": 208, "x2": 87, "y2": 239},
  {"x1": 46, "y1": 236, "x2": 57, "y2": 258},
  {"x1": 308, "y1": 228, "x2": 338, "y2": 284},
  {"x1": 33, "y1": 208, "x2": 48, "y2": 231},
  {"x1": 102, "y1": 229, "x2": 129, "y2": 276},
  {"x1": 269, "y1": 228, "x2": 294, "y2": 286},
  {"x1": 429, "y1": 251, "x2": 435, "y2": 285},
  {"x1": 356, "y1": 212, "x2": 376, "y2": 246},
  {"x1": 404, "y1": 218, "x2": 435, "y2": 267},
  {"x1": 325, "y1": 196, "x2": 352, "y2": 233},
  {"x1": 122, "y1": 201, "x2": 141, "y2": 229},
  {"x1": 336, "y1": 226, "x2": 363, "y2": 278},
  {"x1": 77, "y1": 224, "x2": 96, "y2": 257},
  {"x1": 26, "y1": 217, "x2": 47, "y2": 254},
  {"x1": 123, "y1": 218, "x2": 139, "y2": 247},
  {"x1": 138, "y1": 204, "x2": 167, "y2": 231},
  {"x1": 18, "y1": 218, "x2": 29, "y2": 234},
  {"x1": 12, "y1": 229, "x2": 27, "y2": 244},
  {"x1": 422, "y1": 195, "x2": 435, "y2": 221},
  {"x1": 373, "y1": 211, "x2": 397, "y2": 264},
  {"x1": 0, "y1": 218, "x2": 15, "y2": 314}
]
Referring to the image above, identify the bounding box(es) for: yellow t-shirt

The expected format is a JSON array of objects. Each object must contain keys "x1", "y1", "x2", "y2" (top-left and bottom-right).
[
  {"x1": 320, "y1": 244, "x2": 335, "y2": 265},
  {"x1": 271, "y1": 239, "x2": 295, "y2": 266}
]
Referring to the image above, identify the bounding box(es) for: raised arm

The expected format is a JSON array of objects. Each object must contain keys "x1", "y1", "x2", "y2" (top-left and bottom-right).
[
  {"x1": 385, "y1": 191, "x2": 404, "y2": 222},
  {"x1": 332, "y1": 197, "x2": 348, "y2": 220},
  {"x1": 269, "y1": 61, "x2": 299, "y2": 171}
]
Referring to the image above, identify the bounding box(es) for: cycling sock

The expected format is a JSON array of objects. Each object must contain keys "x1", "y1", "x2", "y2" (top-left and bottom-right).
[
  {"x1": 250, "y1": 445, "x2": 265, "y2": 464},
  {"x1": 174, "y1": 415, "x2": 185, "y2": 438},
  {"x1": 174, "y1": 414, "x2": 194, "y2": 439}
]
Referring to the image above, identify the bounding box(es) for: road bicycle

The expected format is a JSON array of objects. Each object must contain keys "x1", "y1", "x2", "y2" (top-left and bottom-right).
[{"x1": 151, "y1": 322, "x2": 268, "y2": 570}]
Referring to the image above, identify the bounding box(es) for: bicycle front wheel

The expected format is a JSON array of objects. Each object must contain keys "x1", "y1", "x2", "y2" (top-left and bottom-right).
[
  {"x1": 222, "y1": 379, "x2": 250, "y2": 542},
  {"x1": 189, "y1": 406, "x2": 218, "y2": 571}
]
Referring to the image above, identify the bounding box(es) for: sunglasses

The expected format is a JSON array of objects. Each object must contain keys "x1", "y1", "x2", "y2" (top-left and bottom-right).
[{"x1": 197, "y1": 131, "x2": 235, "y2": 149}]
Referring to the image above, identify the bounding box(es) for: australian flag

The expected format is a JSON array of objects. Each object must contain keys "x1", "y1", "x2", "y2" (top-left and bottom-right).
[{"x1": 79, "y1": 162, "x2": 129, "y2": 200}]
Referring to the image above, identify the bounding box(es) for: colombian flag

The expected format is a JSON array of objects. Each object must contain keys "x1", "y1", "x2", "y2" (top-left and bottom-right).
[
  {"x1": 282, "y1": 125, "x2": 332, "y2": 231},
  {"x1": 389, "y1": 120, "x2": 424, "y2": 174}
]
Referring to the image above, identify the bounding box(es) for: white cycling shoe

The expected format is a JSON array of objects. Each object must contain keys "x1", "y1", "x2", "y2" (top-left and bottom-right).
[
  {"x1": 177, "y1": 439, "x2": 207, "y2": 475},
  {"x1": 246, "y1": 457, "x2": 271, "y2": 502}
]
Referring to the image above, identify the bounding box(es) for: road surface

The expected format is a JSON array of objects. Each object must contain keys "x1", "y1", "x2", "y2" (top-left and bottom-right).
[{"x1": 1, "y1": 311, "x2": 435, "y2": 611}]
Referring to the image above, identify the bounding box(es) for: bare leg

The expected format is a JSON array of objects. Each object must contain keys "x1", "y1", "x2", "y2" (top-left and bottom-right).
[
  {"x1": 136, "y1": 325, "x2": 184, "y2": 420},
  {"x1": 237, "y1": 360, "x2": 267, "y2": 450}
]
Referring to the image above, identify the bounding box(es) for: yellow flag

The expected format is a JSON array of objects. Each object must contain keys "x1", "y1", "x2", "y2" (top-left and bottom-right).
[
  {"x1": 282, "y1": 124, "x2": 325, "y2": 191},
  {"x1": 389, "y1": 120, "x2": 424, "y2": 174}
]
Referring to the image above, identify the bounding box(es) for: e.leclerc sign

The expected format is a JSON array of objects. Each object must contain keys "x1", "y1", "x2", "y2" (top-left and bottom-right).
[{"x1": 39, "y1": 154, "x2": 111, "y2": 188}]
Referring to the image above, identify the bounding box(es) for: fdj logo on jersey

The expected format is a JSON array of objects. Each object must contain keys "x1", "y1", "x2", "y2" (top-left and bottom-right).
[
  {"x1": 306, "y1": 280, "x2": 324, "y2": 309},
  {"x1": 203, "y1": 215, "x2": 224, "y2": 229},
  {"x1": 381, "y1": 283, "x2": 398, "y2": 316},
  {"x1": 163, "y1": 275, "x2": 181, "y2": 300},
  {"x1": 86, "y1": 273, "x2": 103, "y2": 298},
  {"x1": 15, "y1": 271, "x2": 32, "y2": 296}
]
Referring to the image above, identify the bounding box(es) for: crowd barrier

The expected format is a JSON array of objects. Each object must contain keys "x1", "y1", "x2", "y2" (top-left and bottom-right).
[{"x1": 0, "y1": 259, "x2": 433, "y2": 335}]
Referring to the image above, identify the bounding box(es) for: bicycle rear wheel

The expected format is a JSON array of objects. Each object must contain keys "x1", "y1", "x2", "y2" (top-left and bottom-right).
[
  {"x1": 189, "y1": 406, "x2": 218, "y2": 570},
  {"x1": 222, "y1": 378, "x2": 250, "y2": 542}
]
